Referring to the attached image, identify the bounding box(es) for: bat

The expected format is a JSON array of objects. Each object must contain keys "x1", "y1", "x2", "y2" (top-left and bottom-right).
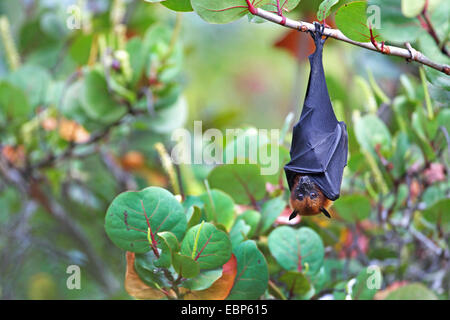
[{"x1": 284, "y1": 22, "x2": 348, "y2": 220}]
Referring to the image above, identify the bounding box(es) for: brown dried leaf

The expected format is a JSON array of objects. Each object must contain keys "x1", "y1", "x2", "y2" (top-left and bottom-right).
[
  {"x1": 182, "y1": 254, "x2": 237, "y2": 300},
  {"x1": 124, "y1": 252, "x2": 171, "y2": 300}
]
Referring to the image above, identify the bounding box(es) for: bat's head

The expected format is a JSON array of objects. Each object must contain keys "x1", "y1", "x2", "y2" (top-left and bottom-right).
[
  {"x1": 295, "y1": 176, "x2": 318, "y2": 201},
  {"x1": 290, "y1": 175, "x2": 333, "y2": 217}
]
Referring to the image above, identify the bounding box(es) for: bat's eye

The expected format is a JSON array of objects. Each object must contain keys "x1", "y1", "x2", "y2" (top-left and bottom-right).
[
  {"x1": 310, "y1": 192, "x2": 317, "y2": 199},
  {"x1": 297, "y1": 193, "x2": 304, "y2": 201}
]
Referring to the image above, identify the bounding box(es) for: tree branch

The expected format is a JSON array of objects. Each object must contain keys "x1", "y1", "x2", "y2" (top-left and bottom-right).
[{"x1": 251, "y1": 8, "x2": 450, "y2": 75}]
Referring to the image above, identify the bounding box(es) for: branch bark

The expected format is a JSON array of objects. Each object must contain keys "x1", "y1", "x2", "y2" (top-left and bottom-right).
[{"x1": 252, "y1": 8, "x2": 450, "y2": 75}]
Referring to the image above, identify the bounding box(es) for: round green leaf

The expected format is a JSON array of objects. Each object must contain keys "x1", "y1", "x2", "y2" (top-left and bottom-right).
[
  {"x1": 317, "y1": 0, "x2": 339, "y2": 21},
  {"x1": 70, "y1": 34, "x2": 93, "y2": 65},
  {"x1": 161, "y1": 0, "x2": 193, "y2": 12},
  {"x1": 105, "y1": 187, "x2": 187, "y2": 253},
  {"x1": 367, "y1": 0, "x2": 422, "y2": 43},
  {"x1": 229, "y1": 219, "x2": 251, "y2": 250},
  {"x1": 0, "y1": 81, "x2": 30, "y2": 126},
  {"x1": 208, "y1": 164, "x2": 266, "y2": 205},
  {"x1": 268, "y1": 226, "x2": 324, "y2": 275},
  {"x1": 258, "y1": 144, "x2": 290, "y2": 185},
  {"x1": 199, "y1": 189, "x2": 235, "y2": 230},
  {"x1": 8, "y1": 64, "x2": 52, "y2": 108},
  {"x1": 355, "y1": 114, "x2": 392, "y2": 154},
  {"x1": 136, "y1": 96, "x2": 187, "y2": 134},
  {"x1": 236, "y1": 209, "x2": 261, "y2": 238},
  {"x1": 134, "y1": 251, "x2": 171, "y2": 289},
  {"x1": 223, "y1": 127, "x2": 269, "y2": 164},
  {"x1": 186, "y1": 205, "x2": 203, "y2": 229},
  {"x1": 181, "y1": 222, "x2": 232, "y2": 269},
  {"x1": 80, "y1": 69, "x2": 127, "y2": 123},
  {"x1": 422, "y1": 199, "x2": 450, "y2": 232},
  {"x1": 351, "y1": 266, "x2": 383, "y2": 300},
  {"x1": 335, "y1": 1, "x2": 381, "y2": 43},
  {"x1": 333, "y1": 194, "x2": 371, "y2": 222},
  {"x1": 261, "y1": 196, "x2": 286, "y2": 233},
  {"x1": 191, "y1": 0, "x2": 251, "y2": 24},
  {"x1": 182, "y1": 268, "x2": 223, "y2": 291},
  {"x1": 385, "y1": 283, "x2": 438, "y2": 300},
  {"x1": 401, "y1": 0, "x2": 426, "y2": 17},
  {"x1": 173, "y1": 253, "x2": 200, "y2": 278},
  {"x1": 154, "y1": 231, "x2": 180, "y2": 268},
  {"x1": 227, "y1": 240, "x2": 268, "y2": 300},
  {"x1": 279, "y1": 271, "x2": 311, "y2": 296}
]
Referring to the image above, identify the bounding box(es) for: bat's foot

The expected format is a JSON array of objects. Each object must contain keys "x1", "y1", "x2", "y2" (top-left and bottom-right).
[{"x1": 309, "y1": 21, "x2": 329, "y2": 46}]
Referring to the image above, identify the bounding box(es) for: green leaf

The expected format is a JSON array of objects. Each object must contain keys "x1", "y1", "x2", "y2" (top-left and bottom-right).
[
  {"x1": 161, "y1": 0, "x2": 193, "y2": 12},
  {"x1": 422, "y1": 199, "x2": 450, "y2": 232},
  {"x1": 258, "y1": 144, "x2": 290, "y2": 185},
  {"x1": 126, "y1": 37, "x2": 146, "y2": 86},
  {"x1": 354, "y1": 114, "x2": 392, "y2": 155},
  {"x1": 70, "y1": 34, "x2": 93, "y2": 66},
  {"x1": 351, "y1": 266, "x2": 383, "y2": 300},
  {"x1": 227, "y1": 240, "x2": 268, "y2": 299},
  {"x1": 279, "y1": 271, "x2": 311, "y2": 296},
  {"x1": 60, "y1": 80, "x2": 89, "y2": 124},
  {"x1": 367, "y1": 0, "x2": 422, "y2": 43},
  {"x1": 173, "y1": 253, "x2": 200, "y2": 278},
  {"x1": 333, "y1": 194, "x2": 371, "y2": 222},
  {"x1": 208, "y1": 163, "x2": 266, "y2": 205},
  {"x1": 135, "y1": 96, "x2": 187, "y2": 134},
  {"x1": 229, "y1": 219, "x2": 251, "y2": 250},
  {"x1": 105, "y1": 187, "x2": 187, "y2": 253},
  {"x1": 192, "y1": 0, "x2": 302, "y2": 24},
  {"x1": 317, "y1": 0, "x2": 339, "y2": 21},
  {"x1": 422, "y1": 181, "x2": 450, "y2": 207},
  {"x1": 81, "y1": 69, "x2": 127, "y2": 123},
  {"x1": 186, "y1": 205, "x2": 203, "y2": 229},
  {"x1": 134, "y1": 251, "x2": 171, "y2": 289},
  {"x1": 236, "y1": 210, "x2": 261, "y2": 238},
  {"x1": 268, "y1": 226, "x2": 324, "y2": 275},
  {"x1": 191, "y1": 0, "x2": 250, "y2": 24},
  {"x1": 154, "y1": 231, "x2": 180, "y2": 268},
  {"x1": 182, "y1": 268, "x2": 223, "y2": 290},
  {"x1": 335, "y1": 1, "x2": 381, "y2": 43},
  {"x1": 260, "y1": 196, "x2": 286, "y2": 233},
  {"x1": 401, "y1": 0, "x2": 426, "y2": 18},
  {"x1": 223, "y1": 127, "x2": 269, "y2": 163},
  {"x1": 385, "y1": 283, "x2": 438, "y2": 300},
  {"x1": 0, "y1": 81, "x2": 30, "y2": 127},
  {"x1": 199, "y1": 189, "x2": 235, "y2": 231},
  {"x1": 181, "y1": 222, "x2": 232, "y2": 269},
  {"x1": 8, "y1": 64, "x2": 52, "y2": 108}
]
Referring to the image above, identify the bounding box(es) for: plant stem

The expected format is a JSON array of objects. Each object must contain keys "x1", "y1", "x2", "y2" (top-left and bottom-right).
[{"x1": 0, "y1": 16, "x2": 20, "y2": 71}]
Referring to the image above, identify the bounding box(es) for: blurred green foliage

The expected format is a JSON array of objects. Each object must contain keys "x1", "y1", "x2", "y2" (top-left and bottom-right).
[{"x1": 0, "y1": 0, "x2": 448, "y2": 300}]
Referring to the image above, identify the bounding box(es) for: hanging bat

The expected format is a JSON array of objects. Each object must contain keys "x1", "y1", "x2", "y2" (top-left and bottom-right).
[{"x1": 284, "y1": 22, "x2": 348, "y2": 220}]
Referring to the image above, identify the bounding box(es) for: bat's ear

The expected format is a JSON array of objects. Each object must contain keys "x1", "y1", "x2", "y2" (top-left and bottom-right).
[
  {"x1": 289, "y1": 211, "x2": 298, "y2": 220},
  {"x1": 320, "y1": 207, "x2": 331, "y2": 219}
]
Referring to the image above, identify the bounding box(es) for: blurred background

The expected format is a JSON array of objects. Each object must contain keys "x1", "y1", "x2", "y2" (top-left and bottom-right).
[{"x1": 0, "y1": 0, "x2": 448, "y2": 299}]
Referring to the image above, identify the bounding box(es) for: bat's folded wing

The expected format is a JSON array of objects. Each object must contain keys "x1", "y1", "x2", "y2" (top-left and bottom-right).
[{"x1": 284, "y1": 120, "x2": 348, "y2": 201}]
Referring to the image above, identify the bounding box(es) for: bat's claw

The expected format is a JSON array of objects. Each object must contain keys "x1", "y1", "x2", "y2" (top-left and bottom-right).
[
  {"x1": 320, "y1": 207, "x2": 331, "y2": 219},
  {"x1": 289, "y1": 211, "x2": 298, "y2": 220},
  {"x1": 309, "y1": 21, "x2": 329, "y2": 46}
]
